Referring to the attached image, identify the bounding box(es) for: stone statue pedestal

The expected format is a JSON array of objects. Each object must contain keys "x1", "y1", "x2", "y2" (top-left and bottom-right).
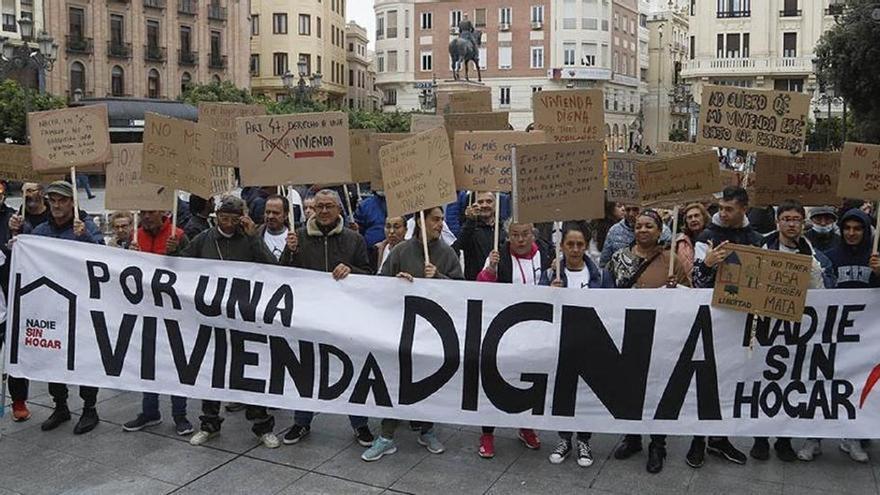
[
  {"x1": 436, "y1": 80, "x2": 488, "y2": 91},
  {"x1": 434, "y1": 81, "x2": 492, "y2": 114}
]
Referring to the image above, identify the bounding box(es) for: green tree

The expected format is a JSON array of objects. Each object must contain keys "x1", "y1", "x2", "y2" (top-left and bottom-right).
[
  {"x1": 815, "y1": 0, "x2": 880, "y2": 143},
  {"x1": 349, "y1": 109, "x2": 411, "y2": 132},
  {"x1": 805, "y1": 116, "x2": 857, "y2": 151},
  {"x1": 668, "y1": 128, "x2": 689, "y2": 142},
  {"x1": 180, "y1": 80, "x2": 266, "y2": 106},
  {"x1": 0, "y1": 79, "x2": 66, "y2": 144}
]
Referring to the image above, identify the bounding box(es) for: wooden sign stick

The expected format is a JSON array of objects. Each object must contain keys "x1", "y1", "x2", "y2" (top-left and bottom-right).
[
  {"x1": 668, "y1": 205, "x2": 680, "y2": 278},
  {"x1": 874, "y1": 204, "x2": 880, "y2": 254},
  {"x1": 132, "y1": 210, "x2": 139, "y2": 240},
  {"x1": 493, "y1": 192, "x2": 501, "y2": 251},
  {"x1": 419, "y1": 209, "x2": 430, "y2": 265},
  {"x1": 553, "y1": 220, "x2": 563, "y2": 282},
  {"x1": 70, "y1": 166, "x2": 80, "y2": 221},
  {"x1": 171, "y1": 190, "x2": 179, "y2": 237},
  {"x1": 343, "y1": 184, "x2": 355, "y2": 222}
]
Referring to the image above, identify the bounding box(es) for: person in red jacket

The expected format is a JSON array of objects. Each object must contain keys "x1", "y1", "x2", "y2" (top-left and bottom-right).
[{"x1": 123, "y1": 210, "x2": 193, "y2": 436}]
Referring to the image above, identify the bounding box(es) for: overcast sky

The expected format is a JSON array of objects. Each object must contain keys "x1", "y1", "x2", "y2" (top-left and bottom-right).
[{"x1": 348, "y1": 1, "x2": 376, "y2": 48}]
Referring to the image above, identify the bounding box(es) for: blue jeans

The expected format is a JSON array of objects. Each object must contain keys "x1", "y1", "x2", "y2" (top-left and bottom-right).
[
  {"x1": 142, "y1": 393, "x2": 187, "y2": 419},
  {"x1": 294, "y1": 411, "x2": 367, "y2": 429},
  {"x1": 76, "y1": 174, "x2": 93, "y2": 197}
]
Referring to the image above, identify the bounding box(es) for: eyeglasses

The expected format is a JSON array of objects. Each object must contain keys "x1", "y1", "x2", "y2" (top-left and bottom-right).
[
  {"x1": 314, "y1": 203, "x2": 338, "y2": 211},
  {"x1": 779, "y1": 217, "x2": 803, "y2": 225}
]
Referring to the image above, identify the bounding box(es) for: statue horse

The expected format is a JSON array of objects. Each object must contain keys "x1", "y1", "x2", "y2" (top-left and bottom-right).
[{"x1": 449, "y1": 30, "x2": 482, "y2": 82}]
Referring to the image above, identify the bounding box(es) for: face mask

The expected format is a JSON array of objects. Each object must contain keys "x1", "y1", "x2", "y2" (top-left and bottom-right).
[{"x1": 812, "y1": 224, "x2": 834, "y2": 235}]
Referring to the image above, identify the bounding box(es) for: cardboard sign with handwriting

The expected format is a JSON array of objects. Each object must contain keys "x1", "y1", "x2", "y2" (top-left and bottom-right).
[
  {"x1": 236, "y1": 112, "x2": 351, "y2": 187},
  {"x1": 751, "y1": 152, "x2": 841, "y2": 206},
  {"x1": 713, "y1": 244, "x2": 812, "y2": 322},
  {"x1": 606, "y1": 153, "x2": 653, "y2": 204},
  {"x1": 532, "y1": 89, "x2": 604, "y2": 144},
  {"x1": 638, "y1": 151, "x2": 721, "y2": 206},
  {"x1": 697, "y1": 85, "x2": 810, "y2": 156},
  {"x1": 379, "y1": 127, "x2": 457, "y2": 218},
  {"x1": 410, "y1": 114, "x2": 446, "y2": 134},
  {"x1": 0, "y1": 144, "x2": 43, "y2": 182},
  {"x1": 28, "y1": 105, "x2": 112, "y2": 171},
  {"x1": 211, "y1": 166, "x2": 237, "y2": 196},
  {"x1": 720, "y1": 169, "x2": 743, "y2": 189},
  {"x1": 141, "y1": 113, "x2": 213, "y2": 198},
  {"x1": 436, "y1": 89, "x2": 492, "y2": 115},
  {"x1": 369, "y1": 133, "x2": 412, "y2": 190},
  {"x1": 453, "y1": 131, "x2": 546, "y2": 192},
  {"x1": 838, "y1": 142, "x2": 880, "y2": 200},
  {"x1": 512, "y1": 140, "x2": 605, "y2": 223},
  {"x1": 656, "y1": 141, "x2": 715, "y2": 155},
  {"x1": 443, "y1": 112, "x2": 510, "y2": 147},
  {"x1": 198, "y1": 102, "x2": 266, "y2": 168},
  {"x1": 349, "y1": 130, "x2": 373, "y2": 183},
  {"x1": 105, "y1": 143, "x2": 174, "y2": 211}
]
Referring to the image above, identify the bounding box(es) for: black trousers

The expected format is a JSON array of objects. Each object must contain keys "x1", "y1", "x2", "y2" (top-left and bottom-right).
[
  {"x1": 199, "y1": 400, "x2": 274, "y2": 436},
  {"x1": 625, "y1": 433, "x2": 667, "y2": 447},
  {"x1": 49, "y1": 382, "x2": 98, "y2": 409},
  {"x1": 7, "y1": 376, "x2": 28, "y2": 402}
]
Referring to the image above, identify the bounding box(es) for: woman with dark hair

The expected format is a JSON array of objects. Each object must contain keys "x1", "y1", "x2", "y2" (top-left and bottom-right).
[
  {"x1": 589, "y1": 195, "x2": 624, "y2": 263},
  {"x1": 608, "y1": 210, "x2": 689, "y2": 473}
]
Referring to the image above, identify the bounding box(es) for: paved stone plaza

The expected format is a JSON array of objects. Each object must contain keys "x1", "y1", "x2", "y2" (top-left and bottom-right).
[{"x1": 0, "y1": 383, "x2": 878, "y2": 494}]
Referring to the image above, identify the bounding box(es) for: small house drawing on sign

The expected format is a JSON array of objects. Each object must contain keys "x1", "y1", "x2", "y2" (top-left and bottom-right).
[{"x1": 718, "y1": 251, "x2": 744, "y2": 295}]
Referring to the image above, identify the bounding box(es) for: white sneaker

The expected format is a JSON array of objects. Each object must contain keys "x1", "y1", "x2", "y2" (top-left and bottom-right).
[
  {"x1": 261, "y1": 432, "x2": 281, "y2": 449},
  {"x1": 189, "y1": 430, "x2": 218, "y2": 446},
  {"x1": 839, "y1": 439, "x2": 869, "y2": 463},
  {"x1": 797, "y1": 439, "x2": 822, "y2": 461}
]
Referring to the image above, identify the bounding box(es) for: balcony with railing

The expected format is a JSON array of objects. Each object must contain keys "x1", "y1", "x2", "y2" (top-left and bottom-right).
[
  {"x1": 825, "y1": 4, "x2": 844, "y2": 15},
  {"x1": 681, "y1": 56, "x2": 813, "y2": 78},
  {"x1": 108, "y1": 0, "x2": 130, "y2": 4},
  {"x1": 107, "y1": 41, "x2": 132, "y2": 58},
  {"x1": 144, "y1": 44, "x2": 166, "y2": 62},
  {"x1": 2, "y1": 14, "x2": 17, "y2": 32},
  {"x1": 716, "y1": 10, "x2": 750, "y2": 18},
  {"x1": 144, "y1": 0, "x2": 165, "y2": 8},
  {"x1": 66, "y1": 35, "x2": 94, "y2": 54},
  {"x1": 208, "y1": 54, "x2": 226, "y2": 69},
  {"x1": 207, "y1": 4, "x2": 226, "y2": 20},
  {"x1": 178, "y1": 0, "x2": 197, "y2": 15},
  {"x1": 779, "y1": 9, "x2": 802, "y2": 16},
  {"x1": 178, "y1": 49, "x2": 198, "y2": 66}
]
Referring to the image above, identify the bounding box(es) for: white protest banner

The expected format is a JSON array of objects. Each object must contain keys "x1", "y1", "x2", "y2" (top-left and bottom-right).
[
  {"x1": 512, "y1": 141, "x2": 605, "y2": 223},
  {"x1": 8, "y1": 235, "x2": 880, "y2": 437},
  {"x1": 697, "y1": 85, "x2": 810, "y2": 156},
  {"x1": 28, "y1": 105, "x2": 112, "y2": 171},
  {"x1": 532, "y1": 89, "x2": 604, "y2": 143},
  {"x1": 379, "y1": 127, "x2": 457, "y2": 218},
  {"x1": 105, "y1": 144, "x2": 174, "y2": 211},
  {"x1": 198, "y1": 102, "x2": 266, "y2": 167},
  {"x1": 452, "y1": 131, "x2": 546, "y2": 192},
  {"x1": 236, "y1": 112, "x2": 351, "y2": 187}
]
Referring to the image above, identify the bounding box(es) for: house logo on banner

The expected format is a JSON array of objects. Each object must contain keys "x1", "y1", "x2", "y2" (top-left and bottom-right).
[{"x1": 9, "y1": 273, "x2": 77, "y2": 371}]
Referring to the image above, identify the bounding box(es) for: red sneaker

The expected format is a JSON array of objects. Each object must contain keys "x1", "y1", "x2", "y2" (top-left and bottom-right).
[
  {"x1": 12, "y1": 400, "x2": 31, "y2": 422},
  {"x1": 518, "y1": 429, "x2": 540, "y2": 449},
  {"x1": 479, "y1": 434, "x2": 495, "y2": 458}
]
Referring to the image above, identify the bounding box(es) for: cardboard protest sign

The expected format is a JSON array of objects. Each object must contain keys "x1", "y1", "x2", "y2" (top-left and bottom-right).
[
  {"x1": 713, "y1": 244, "x2": 812, "y2": 322},
  {"x1": 443, "y1": 112, "x2": 510, "y2": 147},
  {"x1": 697, "y1": 85, "x2": 810, "y2": 156},
  {"x1": 838, "y1": 142, "x2": 880, "y2": 200},
  {"x1": 512, "y1": 140, "x2": 605, "y2": 223},
  {"x1": 606, "y1": 153, "x2": 652, "y2": 204},
  {"x1": 410, "y1": 114, "x2": 446, "y2": 134},
  {"x1": 211, "y1": 166, "x2": 237, "y2": 196},
  {"x1": 0, "y1": 144, "x2": 44, "y2": 182},
  {"x1": 349, "y1": 130, "x2": 373, "y2": 183},
  {"x1": 436, "y1": 89, "x2": 492, "y2": 115},
  {"x1": 720, "y1": 169, "x2": 743, "y2": 189},
  {"x1": 141, "y1": 113, "x2": 213, "y2": 198},
  {"x1": 198, "y1": 102, "x2": 266, "y2": 167},
  {"x1": 379, "y1": 127, "x2": 457, "y2": 218},
  {"x1": 369, "y1": 133, "x2": 412, "y2": 190},
  {"x1": 532, "y1": 89, "x2": 604, "y2": 143},
  {"x1": 28, "y1": 105, "x2": 112, "y2": 171},
  {"x1": 637, "y1": 151, "x2": 721, "y2": 206},
  {"x1": 236, "y1": 112, "x2": 351, "y2": 187},
  {"x1": 105, "y1": 143, "x2": 174, "y2": 211},
  {"x1": 452, "y1": 131, "x2": 546, "y2": 192},
  {"x1": 750, "y1": 152, "x2": 841, "y2": 206},
  {"x1": 656, "y1": 141, "x2": 715, "y2": 155}
]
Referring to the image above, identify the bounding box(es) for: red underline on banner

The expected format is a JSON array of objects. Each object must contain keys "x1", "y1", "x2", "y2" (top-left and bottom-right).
[{"x1": 294, "y1": 151, "x2": 335, "y2": 158}]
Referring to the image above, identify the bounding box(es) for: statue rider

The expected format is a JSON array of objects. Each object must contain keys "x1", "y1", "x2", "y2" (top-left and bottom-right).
[{"x1": 458, "y1": 13, "x2": 475, "y2": 44}]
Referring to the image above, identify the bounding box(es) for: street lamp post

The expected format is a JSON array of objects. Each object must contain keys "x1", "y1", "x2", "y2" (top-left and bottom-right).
[
  {"x1": 656, "y1": 24, "x2": 664, "y2": 147},
  {"x1": 281, "y1": 58, "x2": 323, "y2": 106},
  {"x1": 0, "y1": 21, "x2": 58, "y2": 143}
]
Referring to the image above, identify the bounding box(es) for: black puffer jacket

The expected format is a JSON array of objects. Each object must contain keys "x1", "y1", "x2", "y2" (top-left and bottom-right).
[
  {"x1": 177, "y1": 226, "x2": 276, "y2": 264},
  {"x1": 280, "y1": 216, "x2": 371, "y2": 274},
  {"x1": 692, "y1": 212, "x2": 764, "y2": 288}
]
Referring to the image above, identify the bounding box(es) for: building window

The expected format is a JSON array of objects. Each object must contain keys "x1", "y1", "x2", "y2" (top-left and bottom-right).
[
  {"x1": 273, "y1": 52, "x2": 288, "y2": 75},
  {"x1": 317, "y1": 17, "x2": 321, "y2": 38},
  {"x1": 639, "y1": 13, "x2": 647, "y2": 27},
  {"x1": 690, "y1": 0, "x2": 696, "y2": 15},
  {"x1": 273, "y1": 13, "x2": 287, "y2": 34},
  {"x1": 210, "y1": 30, "x2": 221, "y2": 61},
  {"x1": 582, "y1": 0, "x2": 599, "y2": 29},
  {"x1": 147, "y1": 68, "x2": 160, "y2": 98},
  {"x1": 474, "y1": 8, "x2": 486, "y2": 27},
  {"x1": 420, "y1": 51, "x2": 432, "y2": 71},
  {"x1": 717, "y1": 0, "x2": 750, "y2": 17},
  {"x1": 405, "y1": 10, "x2": 410, "y2": 38},
  {"x1": 421, "y1": 11, "x2": 433, "y2": 29},
  {"x1": 743, "y1": 33, "x2": 750, "y2": 57},
  {"x1": 110, "y1": 66, "x2": 124, "y2": 96},
  {"x1": 110, "y1": 15, "x2": 124, "y2": 47},
  {"x1": 774, "y1": 78, "x2": 804, "y2": 92},
  {"x1": 251, "y1": 15, "x2": 259, "y2": 35},
  {"x1": 498, "y1": 46, "x2": 512, "y2": 69},
  {"x1": 499, "y1": 87, "x2": 511, "y2": 106},
  {"x1": 316, "y1": 55, "x2": 322, "y2": 74},
  {"x1": 450, "y1": 10, "x2": 462, "y2": 28},
  {"x1": 582, "y1": 43, "x2": 597, "y2": 66},
  {"x1": 69, "y1": 7, "x2": 85, "y2": 39},
  {"x1": 181, "y1": 71, "x2": 191, "y2": 94},
  {"x1": 383, "y1": 89, "x2": 397, "y2": 105},
  {"x1": 180, "y1": 25, "x2": 192, "y2": 54},
  {"x1": 377, "y1": 52, "x2": 385, "y2": 72},
  {"x1": 298, "y1": 14, "x2": 310, "y2": 35},
  {"x1": 690, "y1": 35, "x2": 695, "y2": 59},
  {"x1": 376, "y1": 15, "x2": 384, "y2": 40},
  {"x1": 530, "y1": 46, "x2": 544, "y2": 69},
  {"x1": 499, "y1": 7, "x2": 512, "y2": 25},
  {"x1": 386, "y1": 10, "x2": 398, "y2": 38},
  {"x1": 299, "y1": 53, "x2": 311, "y2": 74},
  {"x1": 564, "y1": 43, "x2": 576, "y2": 66},
  {"x1": 531, "y1": 5, "x2": 544, "y2": 23},
  {"x1": 387, "y1": 50, "x2": 398, "y2": 72},
  {"x1": 563, "y1": 0, "x2": 576, "y2": 29},
  {"x1": 782, "y1": 32, "x2": 797, "y2": 57},
  {"x1": 781, "y1": 0, "x2": 799, "y2": 15},
  {"x1": 250, "y1": 54, "x2": 259, "y2": 76}
]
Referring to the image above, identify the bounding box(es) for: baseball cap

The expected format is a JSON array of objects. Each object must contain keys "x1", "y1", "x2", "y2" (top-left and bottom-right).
[
  {"x1": 217, "y1": 195, "x2": 246, "y2": 215},
  {"x1": 45, "y1": 181, "x2": 74, "y2": 198}
]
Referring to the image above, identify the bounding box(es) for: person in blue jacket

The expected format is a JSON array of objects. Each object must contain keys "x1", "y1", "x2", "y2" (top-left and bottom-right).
[{"x1": 354, "y1": 191, "x2": 388, "y2": 246}]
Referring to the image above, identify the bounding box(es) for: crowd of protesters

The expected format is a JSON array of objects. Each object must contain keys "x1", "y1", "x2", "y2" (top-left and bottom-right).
[{"x1": 1, "y1": 174, "x2": 878, "y2": 475}]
